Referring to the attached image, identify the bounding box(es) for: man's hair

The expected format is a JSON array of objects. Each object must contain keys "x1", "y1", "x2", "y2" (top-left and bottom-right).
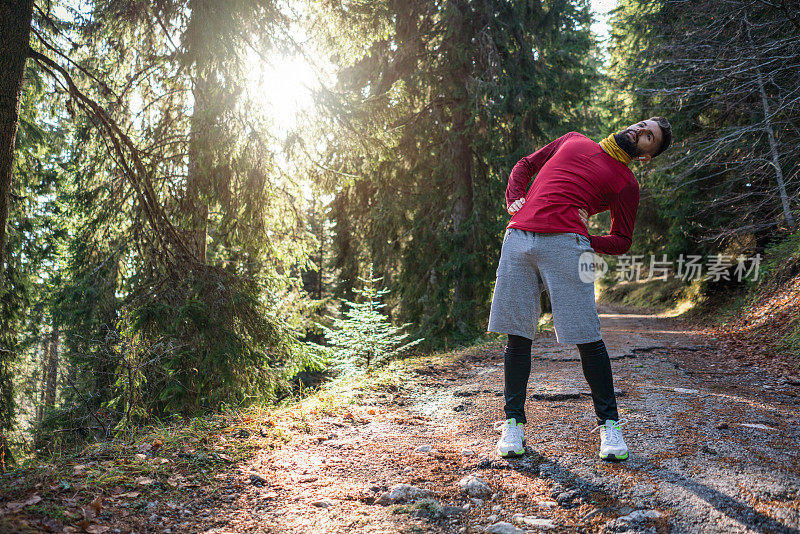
[{"x1": 649, "y1": 116, "x2": 672, "y2": 158}]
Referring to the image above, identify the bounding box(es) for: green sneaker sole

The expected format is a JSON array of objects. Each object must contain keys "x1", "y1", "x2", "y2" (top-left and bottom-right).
[
  {"x1": 599, "y1": 451, "x2": 628, "y2": 461},
  {"x1": 498, "y1": 439, "x2": 527, "y2": 458}
]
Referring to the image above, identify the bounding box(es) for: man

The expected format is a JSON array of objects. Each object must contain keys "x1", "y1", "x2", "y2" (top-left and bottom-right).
[{"x1": 487, "y1": 118, "x2": 672, "y2": 461}]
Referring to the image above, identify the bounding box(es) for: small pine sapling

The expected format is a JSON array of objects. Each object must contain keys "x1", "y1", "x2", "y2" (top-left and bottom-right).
[{"x1": 318, "y1": 265, "x2": 423, "y2": 374}]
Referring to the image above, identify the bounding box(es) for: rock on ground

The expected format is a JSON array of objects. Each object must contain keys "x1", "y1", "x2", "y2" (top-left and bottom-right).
[
  {"x1": 458, "y1": 474, "x2": 492, "y2": 497},
  {"x1": 375, "y1": 483, "x2": 433, "y2": 505},
  {"x1": 485, "y1": 521, "x2": 525, "y2": 534}
]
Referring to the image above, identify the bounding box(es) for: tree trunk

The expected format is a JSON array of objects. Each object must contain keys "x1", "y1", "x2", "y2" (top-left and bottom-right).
[
  {"x1": 36, "y1": 335, "x2": 47, "y2": 422},
  {"x1": 746, "y1": 17, "x2": 794, "y2": 227},
  {"x1": 0, "y1": 0, "x2": 34, "y2": 274},
  {"x1": 449, "y1": 0, "x2": 475, "y2": 334},
  {"x1": 0, "y1": 433, "x2": 14, "y2": 470},
  {"x1": 755, "y1": 66, "x2": 793, "y2": 227},
  {"x1": 186, "y1": 91, "x2": 209, "y2": 263},
  {"x1": 94, "y1": 249, "x2": 120, "y2": 405},
  {"x1": 451, "y1": 103, "x2": 475, "y2": 331},
  {"x1": 43, "y1": 326, "x2": 60, "y2": 412},
  {"x1": 185, "y1": 0, "x2": 212, "y2": 264}
]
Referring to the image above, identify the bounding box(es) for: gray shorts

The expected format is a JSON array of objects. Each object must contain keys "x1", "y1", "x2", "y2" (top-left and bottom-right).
[{"x1": 487, "y1": 228, "x2": 602, "y2": 344}]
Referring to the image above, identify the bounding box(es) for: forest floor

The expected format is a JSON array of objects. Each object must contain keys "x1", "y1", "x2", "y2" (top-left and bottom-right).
[{"x1": 3, "y1": 305, "x2": 800, "y2": 534}]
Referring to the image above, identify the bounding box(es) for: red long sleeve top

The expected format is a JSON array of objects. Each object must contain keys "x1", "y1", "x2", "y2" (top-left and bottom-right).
[{"x1": 506, "y1": 132, "x2": 639, "y2": 255}]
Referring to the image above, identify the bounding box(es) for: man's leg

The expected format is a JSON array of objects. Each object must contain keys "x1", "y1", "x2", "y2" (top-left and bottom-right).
[
  {"x1": 504, "y1": 334, "x2": 533, "y2": 423},
  {"x1": 532, "y1": 233, "x2": 628, "y2": 460},
  {"x1": 497, "y1": 333, "x2": 531, "y2": 457},
  {"x1": 487, "y1": 228, "x2": 541, "y2": 458},
  {"x1": 576, "y1": 339, "x2": 620, "y2": 426}
]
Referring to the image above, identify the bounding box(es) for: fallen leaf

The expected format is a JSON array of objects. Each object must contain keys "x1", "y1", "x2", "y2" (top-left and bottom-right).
[
  {"x1": 218, "y1": 454, "x2": 233, "y2": 462},
  {"x1": 118, "y1": 492, "x2": 140, "y2": 498},
  {"x1": 5, "y1": 494, "x2": 41, "y2": 512},
  {"x1": 86, "y1": 525, "x2": 110, "y2": 534},
  {"x1": 136, "y1": 477, "x2": 156, "y2": 485},
  {"x1": 134, "y1": 453, "x2": 147, "y2": 461},
  {"x1": 82, "y1": 505, "x2": 96, "y2": 522},
  {"x1": 88, "y1": 495, "x2": 103, "y2": 515}
]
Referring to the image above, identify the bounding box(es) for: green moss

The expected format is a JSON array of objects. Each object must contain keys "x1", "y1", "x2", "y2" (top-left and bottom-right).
[
  {"x1": 598, "y1": 277, "x2": 690, "y2": 313},
  {"x1": 25, "y1": 503, "x2": 65, "y2": 521},
  {"x1": 389, "y1": 498, "x2": 440, "y2": 515},
  {"x1": 760, "y1": 229, "x2": 800, "y2": 285},
  {"x1": 780, "y1": 320, "x2": 800, "y2": 364}
]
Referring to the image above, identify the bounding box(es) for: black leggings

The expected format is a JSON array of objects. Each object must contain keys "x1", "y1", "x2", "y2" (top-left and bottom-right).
[{"x1": 503, "y1": 334, "x2": 620, "y2": 426}]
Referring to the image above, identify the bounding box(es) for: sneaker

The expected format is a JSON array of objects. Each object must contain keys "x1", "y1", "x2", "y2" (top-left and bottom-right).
[
  {"x1": 494, "y1": 418, "x2": 526, "y2": 457},
  {"x1": 591, "y1": 418, "x2": 629, "y2": 461}
]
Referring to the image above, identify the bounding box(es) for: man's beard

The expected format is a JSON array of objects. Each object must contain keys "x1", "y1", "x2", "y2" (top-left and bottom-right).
[{"x1": 614, "y1": 130, "x2": 643, "y2": 158}]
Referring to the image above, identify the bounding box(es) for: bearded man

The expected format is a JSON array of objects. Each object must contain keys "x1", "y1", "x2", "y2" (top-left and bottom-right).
[{"x1": 488, "y1": 118, "x2": 672, "y2": 461}]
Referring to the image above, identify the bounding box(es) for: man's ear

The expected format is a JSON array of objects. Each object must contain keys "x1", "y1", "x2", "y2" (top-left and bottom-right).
[{"x1": 637, "y1": 154, "x2": 652, "y2": 163}]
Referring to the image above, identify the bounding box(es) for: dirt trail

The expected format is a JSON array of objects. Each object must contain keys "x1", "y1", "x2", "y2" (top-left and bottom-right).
[{"x1": 178, "y1": 307, "x2": 800, "y2": 534}]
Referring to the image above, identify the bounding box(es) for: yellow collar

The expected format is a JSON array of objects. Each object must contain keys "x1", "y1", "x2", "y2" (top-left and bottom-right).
[{"x1": 599, "y1": 134, "x2": 632, "y2": 165}]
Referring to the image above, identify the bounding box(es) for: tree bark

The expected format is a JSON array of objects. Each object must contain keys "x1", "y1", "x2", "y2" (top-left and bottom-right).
[
  {"x1": 36, "y1": 335, "x2": 47, "y2": 422},
  {"x1": 43, "y1": 326, "x2": 60, "y2": 412},
  {"x1": 0, "y1": 0, "x2": 35, "y2": 275},
  {"x1": 0, "y1": 433, "x2": 14, "y2": 470},
  {"x1": 449, "y1": 0, "x2": 475, "y2": 334},
  {"x1": 186, "y1": 81, "x2": 209, "y2": 263},
  {"x1": 746, "y1": 17, "x2": 794, "y2": 227},
  {"x1": 755, "y1": 66, "x2": 793, "y2": 227},
  {"x1": 451, "y1": 103, "x2": 475, "y2": 331},
  {"x1": 185, "y1": 0, "x2": 212, "y2": 264}
]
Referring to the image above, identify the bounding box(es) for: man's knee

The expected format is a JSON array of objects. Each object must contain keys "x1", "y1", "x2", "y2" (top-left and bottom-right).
[{"x1": 577, "y1": 338, "x2": 605, "y2": 354}]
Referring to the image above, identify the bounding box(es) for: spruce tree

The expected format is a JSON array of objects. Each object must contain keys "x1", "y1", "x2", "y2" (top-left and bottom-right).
[
  {"x1": 606, "y1": 0, "x2": 800, "y2": 254},
  {"x1": 311, "y1": 0, "x2": 599, "y2": 345},
  {"x1": 319, "y1": 265, "x2": 423, "y2": 373}
]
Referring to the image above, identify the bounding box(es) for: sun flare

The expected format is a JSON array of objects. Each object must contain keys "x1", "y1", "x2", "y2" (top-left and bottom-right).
[{"x1": 245, "y1": 51, "x2": 320, "y2": 135}]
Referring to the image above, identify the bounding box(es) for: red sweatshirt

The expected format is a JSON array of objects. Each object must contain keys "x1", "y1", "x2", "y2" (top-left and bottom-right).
[{"x1": 506, "y1": 132, "x2": 639, "y2": 255}]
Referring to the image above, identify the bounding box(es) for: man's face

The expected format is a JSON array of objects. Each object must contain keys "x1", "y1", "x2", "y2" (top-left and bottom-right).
[{"x1": 613, "y1": 119, "x2": 663, "y2": 162}]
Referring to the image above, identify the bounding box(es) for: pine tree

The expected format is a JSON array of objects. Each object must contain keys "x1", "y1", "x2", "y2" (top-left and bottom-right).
[
  {"x1": 319, "y1": 265, "x2": 423, "y2": 374},
  {"x1": 311, "y1": 0, "x2": 599, "y2": 345},
  {"x1": 606, "y1": 0, "x2": 800, "y2": 254}
]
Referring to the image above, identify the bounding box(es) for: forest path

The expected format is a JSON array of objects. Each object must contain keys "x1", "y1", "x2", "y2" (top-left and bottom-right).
[{"x1": 187, "y1": 307, "x2": 800, "y2": 534}]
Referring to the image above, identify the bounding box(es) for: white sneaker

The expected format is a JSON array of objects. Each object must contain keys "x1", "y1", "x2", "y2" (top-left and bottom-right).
[
  {"x1": 591, "y1": 418, "x2": 629, "y2": 461},
  {"x1": 494, "y1": 418, "x2": 526, "y2": 457}
]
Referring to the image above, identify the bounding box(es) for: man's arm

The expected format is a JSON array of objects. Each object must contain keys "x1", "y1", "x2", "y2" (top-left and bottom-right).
[
  {"x1": 589, "y1": 182, "x2": 639, "y2": 255},
  {"x1": 506, "y1": 132, "x2": 576, "y2": 211}
]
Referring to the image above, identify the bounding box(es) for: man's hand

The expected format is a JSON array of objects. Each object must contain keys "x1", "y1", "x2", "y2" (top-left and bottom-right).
[
  {"x1": 579, "y1": 208, "x2": 589, "y2": 230},
  {"x1": 508, "y1": 198, "x2": 525, "y2": 215}
]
